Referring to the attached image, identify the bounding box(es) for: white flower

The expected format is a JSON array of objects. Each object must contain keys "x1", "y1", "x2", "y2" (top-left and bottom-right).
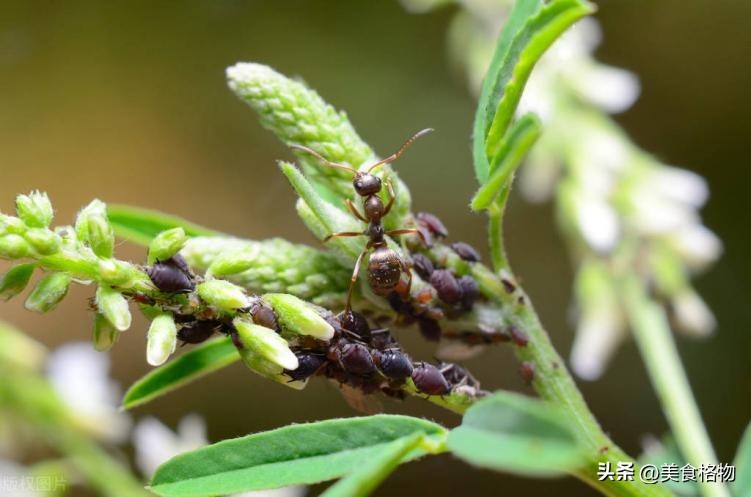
[
  {"x1": 667, "y1": 224, "x2": 723, "y2": 271},
  {"x1": 133, "y1": 415, "x2": 306, "y2": 497},
  {"x1": 575, "y1": 194, "x2": 620, "y2": 253},
  {"x1": 671, "y1": 290, "x2": 717, "y2": 337},
  {"x1": 643, "y1": 166, "x2": 709, "y2": 208},
  {"x1": 570, "y1": 310, "x2": 626, "y2": 381},
  {"x1": 46, "y1": 342, "x2": 131, "y2": 443}
]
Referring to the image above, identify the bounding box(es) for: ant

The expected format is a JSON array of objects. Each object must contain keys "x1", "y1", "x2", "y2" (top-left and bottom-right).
[{"x1": 292, "y1": 129, "x2": 433, "y2": 311}]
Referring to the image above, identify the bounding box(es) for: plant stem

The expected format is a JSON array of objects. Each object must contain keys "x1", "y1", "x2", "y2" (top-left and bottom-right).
[
  {"x1": 487, "y1": 190, "x2": 511, "y2": 273},
  {"x1": 620, "y1": 275, "x2": 729, "y2": 497},
  {"x1": 470, "y1": 264, "x2": 674, "y2": 497}
]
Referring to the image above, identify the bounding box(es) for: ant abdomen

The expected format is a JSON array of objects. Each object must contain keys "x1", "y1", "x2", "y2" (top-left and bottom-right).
[{"x1": 367, "y1": 246, "x2": 403, "y2": 295}]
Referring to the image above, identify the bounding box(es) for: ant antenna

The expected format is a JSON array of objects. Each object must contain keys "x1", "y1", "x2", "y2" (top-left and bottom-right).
[
  {"x1": 290, "y1": 144, "x2": 357, "y2": 174},
  {"x1": 367, "y1": 128, "x2": 434, "y2": 173}
]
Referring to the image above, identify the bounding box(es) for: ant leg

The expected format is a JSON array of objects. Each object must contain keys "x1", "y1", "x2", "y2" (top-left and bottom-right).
[
  {"x1": 346, "y1": 248, "x2": 370, "y2": 312},
  {"x1": 400, "y1": 257, "x2": 413, "y2": 297},
  {"x1": 382, "y1": 180, "x2": 396, "y2": 216},
  {"x1": 344, "y1": 199, "x2": 368, "y2": 222},
  {"x1": 323, "y1": 231, "x2": 365, "y2": 242},
  {"x1": 385, "y1": 228, "x2": 428, "y2": 246}
]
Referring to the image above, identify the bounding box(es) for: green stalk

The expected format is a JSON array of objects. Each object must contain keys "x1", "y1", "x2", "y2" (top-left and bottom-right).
[
  {"x1": 621, "y1": 275, "x2": 729, "y2": 497},
  {"x1": 471, "y1": 264, "x2": 674, "y2": 497}
]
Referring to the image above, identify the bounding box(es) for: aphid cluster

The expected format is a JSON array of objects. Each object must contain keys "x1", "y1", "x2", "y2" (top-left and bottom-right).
[{"x1": 286, "y1": 309, "x2": 485, "y2": 403}]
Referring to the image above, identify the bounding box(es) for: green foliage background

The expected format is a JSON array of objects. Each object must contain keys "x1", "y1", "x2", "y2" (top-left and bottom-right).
[{"x1": 0, "y1": 1, "x2": 749, "y2": 495}]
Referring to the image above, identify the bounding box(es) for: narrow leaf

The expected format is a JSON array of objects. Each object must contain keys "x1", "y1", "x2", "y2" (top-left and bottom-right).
[
  {"x1": 484, "y1": 0, "x2": 593, "y2": 159},
  {"x1": 280, "y1": 162, "x2": 363, "y2": 259},
  {"x1": 150, "y1": 415, "x2": 446, "y2": 497},
  {"x1": 122, "y1": 337, "x2": 239, "y2": 409},
  {"x1": 320, "y1": 433, "x2": 427, "y2": 497},
  {"x1": 473, "y1": 0, "x2": 542, "y2": 183},
  {"x1": 471, "y1": 113, "x2": 541, "y2": 210},
  {"x1": 448, "y1": 392, "x2": 587, "y2": 476},
  {"x1": 734, "y1": 420, "x2": 751, "y2": 496},
  {"x1": 107, "y1": 205, "x2": 219, "y2": 246},
  {"x1": 472, "y1": 0, "x2": 593, "y2": 183}
]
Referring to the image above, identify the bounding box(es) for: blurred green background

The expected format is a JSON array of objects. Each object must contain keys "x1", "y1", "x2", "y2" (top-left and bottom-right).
[{"x1": 1, "y1": 1, "x2": 749, "y2": 495}]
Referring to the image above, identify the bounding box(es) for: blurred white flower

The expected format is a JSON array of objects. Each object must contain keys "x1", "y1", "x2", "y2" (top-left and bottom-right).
[
  {"x1": 45, "y1": 342, "x2": 131, "y2": 443},
  {"x1": 570, "y1": 311, "x2": 626, "y2": 381},
  {"x1": 671, "y1": 290, "x2": 717, "y2": 337},
  {"x1": 575, "y1": 194, "x2": 620, "y2": 253},
  {"x1": 667, "y1": 224, "x2": 723, "y2": 271},
  {"x1": 133, "y1": 415, "x2": 306, "y2": 497}
]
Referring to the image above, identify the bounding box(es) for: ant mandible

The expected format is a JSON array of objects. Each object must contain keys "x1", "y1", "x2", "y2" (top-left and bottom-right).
[{"x1": 291, "y1": 128, "x2": 433, "y2": 311}]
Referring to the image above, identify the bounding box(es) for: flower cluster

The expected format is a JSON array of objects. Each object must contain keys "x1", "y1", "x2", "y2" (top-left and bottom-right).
[{"x1": 404, "y1": 1, "x2": 722, "y2": 380}]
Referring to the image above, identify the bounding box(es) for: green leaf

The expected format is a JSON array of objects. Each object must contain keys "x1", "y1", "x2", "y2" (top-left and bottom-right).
[
  {"x1": 733, "y1": 420, "x2": 751, "y2": 496},
  {"x1": 447, "y1": 391, "x2": 587, "y2": 476},
  {"x1": 471, "y1": 113, "x2": 541, "y2": 210},
  {"x1": 0, "y1": 263, "x2": 35, "y2": 301},
  {"x1": 279, "y1": 161, "x2": 363, "y2": 259},
  {"x1": 150, "y1": 415, "x2": 446, "y2": 497},
  {"x1": 107, "y1": 205, "x2": 219, "y2": 246},
  {"x1": 472, "y1": 0, "x2": 593, "y2": 184},
  {"x1": 320, "y1": 433, "x2": 428, "y2": 497},
  {"x1": 122, "y1": 337, "x2": 239, "y2": 409}
]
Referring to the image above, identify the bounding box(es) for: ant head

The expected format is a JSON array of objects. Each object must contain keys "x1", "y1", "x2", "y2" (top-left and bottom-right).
[{"x1": 353, "y1": 173, "x2": 382, "y2": 197}]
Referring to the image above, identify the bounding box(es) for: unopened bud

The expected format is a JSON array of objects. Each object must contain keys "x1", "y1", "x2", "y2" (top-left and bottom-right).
[
  {"x1": 96, "y1": 285, "x2": 132, "y2": 331},
  {"x1": 206, "y1": 249, "x2": 258, "y2": 278},
  {"x1": 92, "y1": 313, "x2": 119, "y2": 352},
  {"x1": 262, "y1": 293, "x2": 334, "y2": 340},
  {"x1": 148, "y1": 228, "x2": 188, "y2": 264},
  {"x1": 197, "y1": 279, "x2": 248, "y2": 311},
  {"x1": 25, "y1": 273, "x2": 71, "y2": 313},
  {"x1": 233, "y1": 317, "x2": 298, "y2": 372},
  {"x1": 98, "y1": 259, "x2": 132, "y2": 286},
  {"x1": 75, "y1": 200, "x2": 114, "y2": 258},
  {"x1": 146, "y1": 313, "x2": 178, "y2": 366},
  {"x1": 0, "y1": 263, "x2": 35, "y2": 301},
  {"x1": 24, "y1": 228, "x2": 62, "y2": 256},
  {"x1": 16, "y1": 191, "x2": 53, "y2": 228},
  {"x1": 0, "y1": 214, "x2": 27, "y2": 235},
  {"x1": 0, "y1": 234, "x2": 32, "y2": 259}
]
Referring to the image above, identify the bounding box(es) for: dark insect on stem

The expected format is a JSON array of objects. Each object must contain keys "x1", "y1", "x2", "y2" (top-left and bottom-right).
[
  {"x1": 177, "y1": 320, "x2": 223, "y2": 345},
  {"x1": 411, "y1": 361, "x2": 451, "y2": 395},
  {"x1": 373, "y1": 349, "x2": 413, "y2": 380},
  {"x1": 451, "y1": 242, "x2": 481, "y2": 262},
  {"x1": 250, "y1": 302, "x2": 279, "y2": 332},
  {"x1": 146, "y1": 255, "x2": 195, "y2": 293},
  {"x1": 338, "y1": 310, "x2": 370, "y2": 341},
  {"x1": 285, "y1": 351, "x2": 326, "y2": 381},
  {"x1": 430, "y1": 269, "x2": 463, "y2": 305},
  {"x1": 291, "y1": 129, "x2": 433, "y2": 311},
  {"x1": 331, "y1": 342, "x2": 377, "y2": 376}
]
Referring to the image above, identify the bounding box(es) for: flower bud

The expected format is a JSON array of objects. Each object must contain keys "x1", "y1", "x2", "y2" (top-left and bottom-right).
[
  {"x1": 233, "y1": 317, "x2": 298, "y2": 372},
  {"x1": 25, "y1": 273, "x2": 71, "y2": 313},
  {"x1": 147, "y1": 313, "x2": 178, "y2": 366},
  {"x1": 0, "y1": 214, "x2": 26, "y2": 235},
  {"x1": 262, "y1": 293, "x2": 334, "y2": 340},
  {"x1": 92, "y1": 313, "x2": 119, "y2": 352},
  {"x1": 98, "y1": 259, "x2": 133, "y2": 286},
  {"x1": 197, "y1": 279, "x2": 248, "y2": 311},
  {"x1": 24, "y1": 228, "x2": 62, "y2": 256},
  {"x1": 0, "y1": 234, "x2": 32, "y2": 259},
  {"x1": 206, "y1": 249, "x2": 258, "y2": 278},
  {"x1": 75, "y1": 200, "x2": 114, "y2": 258},
  {"x1": 95, "y1": 285, "x2": 132, "y2": 331},
  {"x1": 148, "y1": 227, "x2": 188, "y2": 264},
  {"x1": 0, "y1": 263, "x2": 35, "y2": 301},
  {"x1": 16, "y1": 191, "x2": 53, "y2": 228}
]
